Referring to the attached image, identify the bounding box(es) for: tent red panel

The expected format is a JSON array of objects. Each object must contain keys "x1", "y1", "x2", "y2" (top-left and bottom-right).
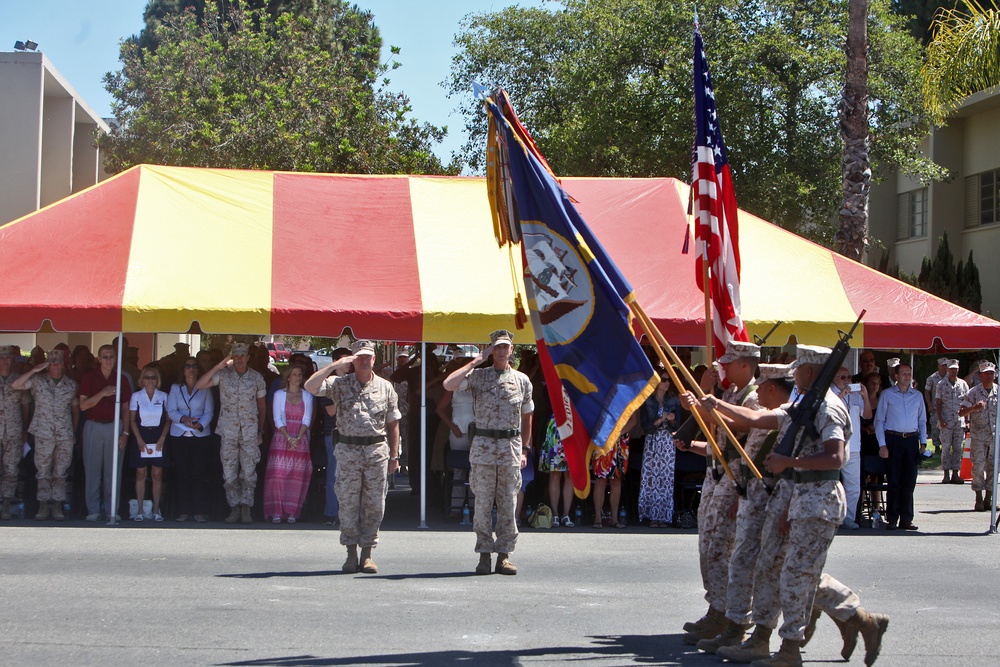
[{"x1": 270, "y1": 174, "x2": 423, "y2": 338}]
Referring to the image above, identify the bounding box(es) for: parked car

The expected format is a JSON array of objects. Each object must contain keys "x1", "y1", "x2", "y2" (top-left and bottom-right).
[
  {"x1": 308, "y1": 348, "x2": 334, "y2": 369},
  {"x1": 265, "y1": 341, "x2": 290, "y2": 362}
]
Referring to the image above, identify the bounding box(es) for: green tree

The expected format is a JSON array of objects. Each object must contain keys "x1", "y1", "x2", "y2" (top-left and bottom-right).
[
  {"x1": 101, "y1": 2, "x2": 449, "y2": 174},
  {"x1": 910, "y1": 232, "x2": 983, "y2": 311},
  {"x1": 449, "y1": 0, "x2": 938, "y2": 239},
  {"x1": 921, "y1": 0, "x2": 1000, "y2": 124}
]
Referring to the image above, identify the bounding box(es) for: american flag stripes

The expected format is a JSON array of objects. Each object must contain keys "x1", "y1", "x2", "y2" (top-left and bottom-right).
[{"x1": 693, "y1": 25, "x2": 749, "y2": 359}]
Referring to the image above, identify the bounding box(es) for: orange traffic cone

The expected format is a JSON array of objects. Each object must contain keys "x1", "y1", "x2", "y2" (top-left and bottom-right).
[{"x1": 959, "y1": 433, "x2": 973, "y2": 481}]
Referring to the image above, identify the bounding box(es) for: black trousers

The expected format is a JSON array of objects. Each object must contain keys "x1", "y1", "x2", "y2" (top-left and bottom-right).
[
  {"x1": 171, "y1": 435, "x2": 211, "y2": 516},
  {"x1": 885, "y1": 433, "x2": 919, "y2": 526}
]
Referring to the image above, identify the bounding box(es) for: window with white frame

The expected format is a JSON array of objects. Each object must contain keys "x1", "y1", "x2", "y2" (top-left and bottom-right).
[
  {"x1": 896, "y1": 188, "x2": 928, "y2": 240},
  {"x1": 965, "y1": 169, "x2": 1000, "y2": 227}
]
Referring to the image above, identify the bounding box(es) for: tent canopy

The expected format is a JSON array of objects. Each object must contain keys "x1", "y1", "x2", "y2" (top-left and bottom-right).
[{"x1": 2, "y1": 164, "x2": 997, "y2": 350}]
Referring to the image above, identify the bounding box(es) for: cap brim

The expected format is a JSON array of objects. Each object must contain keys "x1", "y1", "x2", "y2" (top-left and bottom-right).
[
  {"x1": 718, "y1": 354, "x2": 737, "y2": 364},
  {"x1": 354, "y1": 350, "x2": 375, "y2": 356}
]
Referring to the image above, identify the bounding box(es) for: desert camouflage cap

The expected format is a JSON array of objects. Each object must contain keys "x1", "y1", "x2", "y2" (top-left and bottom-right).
[
  {"x1": 231, "y1": 342, "x2": 250, "y2": 356},
  {"x1": 351, "y1": 340, "x2": 376, "y2": 356},
  {"x1": 947, "y1": 359, "x2": 960, "y2": 369},
  {"x1": 718, "y1": 341, "x2": 761, "y2": 364},
  {"x1": 937, "y1": 357, "x2": 949, "y2": 366},
  {"x1": 979, "y1": 361, "x2": 997, "y2": 374},
  {"x1": 490, "y1": 329, "x2": 514, "y2": 346},
  {"x1": 47, "y1": 349, "x2": 66, "y2": 364},
  {"x1": 886, "y1": 357, "x2": 901, "y2": 369},
  {"x1": 790, "y1": 344, "x2": 832, "y2": 369},
  {"x1": 758, "y1": 363, "x2": 793, "y2": 381}
]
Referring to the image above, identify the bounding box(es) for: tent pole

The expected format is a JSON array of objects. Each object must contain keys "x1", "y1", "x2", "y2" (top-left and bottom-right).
[
  {"x1": 418, "y1": 341, "x2": 428, "y2": 529},
  {"x1": 992, "y1": 348, "x2": 999, "y2": 534},
  {"x1": 108, "y1": 333, "x2": 124, "y2": 526}
]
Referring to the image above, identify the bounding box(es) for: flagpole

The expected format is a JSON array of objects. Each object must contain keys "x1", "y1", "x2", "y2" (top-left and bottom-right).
[{"x1": 632, "y1": 301, "x2": 763, "y2": 481}]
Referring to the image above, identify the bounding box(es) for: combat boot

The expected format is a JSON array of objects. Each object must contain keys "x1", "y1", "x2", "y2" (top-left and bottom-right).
[
  {"x1": 475, "y1": 553, "x2": 492, "y2": 575},
  {"x1": 495, "y1": 553, "x2": 517, "y2": 575},
  {"x1": 831, "y1": 615, "x2": 857, "y2": 659},
  {"x1": 975, "y1": 490, "x2": 984, "y2": 512},
  {"x1": 697, "y1": 619, "x2": 749, "y2": 653},
  {"x1": 224, "y1": 505, "x2": 241, "y2": 523},
  {"x1": 682, "y1": 608, "x2": 727, "y2": 645},
  {"x1": 35, "y1": 500, "x2": 50, "y2": 521},
  {"x1": 342, "y1": 545, "x2": 359, "y2": 573},
  {"x1": 1, "y1": 500, "x2": 11, "y2": 520},
  {"x1": 240, "y1": 504, "x2": 253, "y2": 524},
  {"x1": 748, "y1": 638, "x2": 801, "y2": 667},
  {"x1": 845, "y1": 607, "x2": 889, "y2": 666},
  {"x1": 359, "y1": 547, "x2": 378, "y2": 573},
  {"x1": 801, "y1": 608, "x2": 822, "y2": 646},
  {"x1": 717, "y1": 624, "x2": 772, "y2": 663},
  {"x1": 986, "y1": 489, "x2": 994, "y2": 510},
  {"x1": 683, "y1": 605, "x2": 721, "y2": 632},
  {"x1": 50, "y1": 501, "x2": 65, "y2": 521}
]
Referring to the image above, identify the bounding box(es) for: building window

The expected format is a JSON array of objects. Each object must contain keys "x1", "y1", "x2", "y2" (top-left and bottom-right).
[
  {"x1": 896, "y1": 188, "x2": 928, "y2": 240},
  {"x1": 965, "y1": 169, "x2": 1000, "y2": 228}
]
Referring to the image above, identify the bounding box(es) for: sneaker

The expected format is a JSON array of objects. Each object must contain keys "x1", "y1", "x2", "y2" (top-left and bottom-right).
[
  {"x1": 85, "y1": 513, "x2": 101, "y2": 522},
  {"x1": 176, "y1": 514, "x2": 189, "y2": 522},
  {"x1": 841, "y1": 518, "x2": 860, "y2": 530},
  {"x1": 562, "y1": 516, "x2": 575, "y2": 527},
  {"x1": 272, "y1": 516, "x2": 282, "y2": 524},
  {"x1": 287, "y1": 517, "x2": 296, "y2": 524},
  {"x1": 194, "y1": 514, "x2": 208, "y2": 523}
]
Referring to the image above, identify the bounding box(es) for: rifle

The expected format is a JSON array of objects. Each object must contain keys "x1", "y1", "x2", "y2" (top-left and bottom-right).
[
  {"x1": 753, "y1": 321, "x2": 783, "y2": 347},
  {"x1": 773, "y1": 310, "x2": 866, "y2": 457}
]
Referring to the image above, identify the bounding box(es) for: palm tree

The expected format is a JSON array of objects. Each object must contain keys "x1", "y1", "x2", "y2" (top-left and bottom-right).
[
  {"x1": 835, "y1": 0, "x2": 870, "y2": 262},
  {"x1": 922, "y1": 0, "x2": 1000, "y2": 125}
]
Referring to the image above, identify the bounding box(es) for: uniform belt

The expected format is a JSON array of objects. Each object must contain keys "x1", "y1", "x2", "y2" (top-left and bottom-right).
[
  {"x1": 886, "y1": 430, "x2": 917, "y2": 438},
  {"x1": 336, "y1": 433, "x2": 385, "y2": 446},
  {"x1": 90, "y1": 419, "x2": 114, "y2": 424},
  {"x1": 791, "y1": 469, "x2": 841, "y2": 483},
  {"x1": 468, "y1": 424, "x2": 520, "y2": 439}
]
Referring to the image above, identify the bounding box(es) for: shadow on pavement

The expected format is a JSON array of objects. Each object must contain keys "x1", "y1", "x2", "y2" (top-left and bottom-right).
[
  {"x1": 218, "y1": 633, "x2": 718, "y2": 666},
  {"x1": 216, "y1": 570, "x2": 341, "y2": 579}
]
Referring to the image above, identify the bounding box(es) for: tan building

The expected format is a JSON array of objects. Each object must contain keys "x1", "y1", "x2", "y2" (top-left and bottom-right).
[
  {"x1": 0, "y1": 51, "x2": 109, "y2": 227},
  {"x1": 870, "y1": 87, "x2": 1000, "y2": 319}
]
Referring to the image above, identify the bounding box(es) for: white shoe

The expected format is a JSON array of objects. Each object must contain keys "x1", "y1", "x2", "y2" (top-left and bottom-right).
[
  {"x1": 562, "y1": 516, "x2": 575, "y2": 528},
  {"x1": 287, "y1": 517, "x2": 296, "y2": 524},
  {"x1": 552, "y1": 515, "x2": 560, "y2": 527},
  {"x1": 272, "y1": 516, "x2": 281, "y2": 524}
]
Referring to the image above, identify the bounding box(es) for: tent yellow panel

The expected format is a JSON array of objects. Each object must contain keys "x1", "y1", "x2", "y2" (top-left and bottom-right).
[
  {"x1": 124, "y1": 166, "x2": 273, "y2": 333},
  {"x1": 409, "y1": 177, "x2": 523, "y2": 343}
]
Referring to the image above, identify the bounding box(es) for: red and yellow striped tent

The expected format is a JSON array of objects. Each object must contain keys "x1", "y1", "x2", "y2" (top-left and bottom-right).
[{"x1": 1, "y1": 164, "x2": 997, "y2": 349}]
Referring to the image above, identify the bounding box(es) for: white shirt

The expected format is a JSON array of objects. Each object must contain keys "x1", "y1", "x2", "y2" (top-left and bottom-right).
[
  {"x1": 834, "y1": 385, "x2": 864, "y2": 454},
  {"x1": 273, "y1": 389, "x2": 313, "y2": 430},
  {"x1": 130, "y1": 389, "x2": 168, "y2": 429}
]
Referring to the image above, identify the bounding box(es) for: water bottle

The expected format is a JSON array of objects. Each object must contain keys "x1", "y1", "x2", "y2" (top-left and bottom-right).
[
  {"x1": 575, "y1": 505, "x2": 583, "y2": 525},
  {"x1": 63, "y1": 501, "x2": 71, "y2": 517},
  {"x1": 872, "y1": 511, "x2": 881, "y2": 530},
  {"x1": 460, "y1": 503, "x2": 471, "y2": 525},
  {"x1": 524, "y1": 504, "x2": 533, "y2": 522},
  {"x1": 618, "y1": 506, "x2": 627, "y2": 526},
  {"x1": 18, "y1": 501, "x2": 25, "y2": 519}
]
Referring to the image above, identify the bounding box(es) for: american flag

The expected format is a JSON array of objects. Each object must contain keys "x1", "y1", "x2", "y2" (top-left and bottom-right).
[{"x1": 692, "y1": 24, "x2": 748, "y2": 359}]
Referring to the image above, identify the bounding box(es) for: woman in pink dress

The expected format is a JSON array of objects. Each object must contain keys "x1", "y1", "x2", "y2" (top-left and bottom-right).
[{"x1": 263, "y1": 365, "x2": 314, "y2": 523}]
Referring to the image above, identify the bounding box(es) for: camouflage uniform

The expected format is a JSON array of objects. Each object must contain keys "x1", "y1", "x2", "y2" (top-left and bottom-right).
[
  {"x1": 214, "y1": 366, "x2": 266, "y2": 507},
  {"x1": 936, "y1": 376, "x2": 970, "y2": 472},
  {"x1": 924, "y1": 369, "x2": 947, "y2": 446},
  {"x1": 24, "y1": 375, "x2": 78, "y2": 502},
  {"x1": 725, "y1": 427, "x2": 776, "y2": 624},
  {"x1": 961, "y1": 383, "x2": 998, "y2": 492},
  {"x1": 0, "y1": 372, "x2": 27, "y2": 500},
  {"x1": 700, "y1": 382, "x2": 758, "y2": 612},
  {"x1": 317, "y1": 373, "x2": 400, "y2": 548},
  {"x1": 466, "y1": 366, "x2": 533, "y2": 554},
  {"x1": 775, "y1": 388, "x2": 851, "y2": 641}
]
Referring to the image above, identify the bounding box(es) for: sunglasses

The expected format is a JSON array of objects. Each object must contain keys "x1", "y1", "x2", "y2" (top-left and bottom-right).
[
  {"x1": 836, "y1": 374, "x2": 850, "y2": 379},
  {"x1": 184, "y1": 363, "x2": 199, "y2": 369},
  {"x1": 142, "y1": 376, "x2": 157, "y2": 381}
]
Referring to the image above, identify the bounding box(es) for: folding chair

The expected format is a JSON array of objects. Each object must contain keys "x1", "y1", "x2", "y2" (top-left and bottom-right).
[
  {"x1": 860, "y1": 455, "x2": 889, "y2": 527},
  {"x1": 442, "y1": 448, "x2": 472, "y2": 522}
]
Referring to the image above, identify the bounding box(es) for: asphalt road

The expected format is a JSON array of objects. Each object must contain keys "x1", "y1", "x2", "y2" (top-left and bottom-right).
[{"x1": 1, "y1": 469, "x2": 997, "y2": 666}]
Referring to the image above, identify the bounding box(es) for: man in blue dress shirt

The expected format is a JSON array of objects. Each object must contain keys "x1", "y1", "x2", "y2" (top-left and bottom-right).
[{"x1": 874, "y1": 362, "x2": 927, "y2": 530}]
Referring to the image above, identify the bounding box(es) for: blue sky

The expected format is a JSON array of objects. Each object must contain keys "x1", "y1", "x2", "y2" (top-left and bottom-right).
[{"x1": 1, "y1": 0, "x2": 546, "y2": 165}]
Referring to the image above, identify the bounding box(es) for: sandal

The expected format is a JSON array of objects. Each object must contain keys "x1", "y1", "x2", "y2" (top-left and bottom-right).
[
  {"x1": 615, "y1": 521, "x2": 626, "y2": 529},
  {"x1": 133, "y1": 514, "x2": 143, "y2": 522},
  {"x1": 287, "y1": 517, "x2": 296, "y2": 524},
  {"x1": 650, "y1": 521, "x2": 661, "y2": 528},
  {"x1": 272, "y1": 516, "x2": 282, "y2": 524},
  {"x1": 561, "y1": 516, "x2": 575, "y2": 527},
  {"x1": 592, "y1": 521, "x2": 603, "y2": 529},
  {"x1": 153, "y1": 513, "x2": 164, "y2": 522}
]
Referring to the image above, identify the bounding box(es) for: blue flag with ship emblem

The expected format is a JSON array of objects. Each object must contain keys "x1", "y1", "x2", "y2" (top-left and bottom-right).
[{"x1": 485, "y1": 97, "x2": 658, "y2": 458}]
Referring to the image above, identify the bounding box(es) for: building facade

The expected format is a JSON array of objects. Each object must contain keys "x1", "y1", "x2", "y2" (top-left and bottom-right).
[
  {"x1": 0, "y1": 51, "x2": 109, "y2": 227},
  {"x1": 869, "y1": 87, "x2": 1000, "y2": 320}
]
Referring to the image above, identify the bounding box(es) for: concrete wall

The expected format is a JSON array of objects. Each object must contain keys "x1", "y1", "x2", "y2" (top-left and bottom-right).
[{"x1": 0, "y1": 54, "x2": 44, "y2": 222}]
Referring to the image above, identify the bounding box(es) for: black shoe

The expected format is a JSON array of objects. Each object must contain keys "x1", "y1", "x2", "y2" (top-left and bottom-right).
[
  {"x1": 884, "y1": 524, "x2": 897, "y2": 531},
  {"x1": 900, "y1": 523, "x2": 919, "y2": 531}
]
